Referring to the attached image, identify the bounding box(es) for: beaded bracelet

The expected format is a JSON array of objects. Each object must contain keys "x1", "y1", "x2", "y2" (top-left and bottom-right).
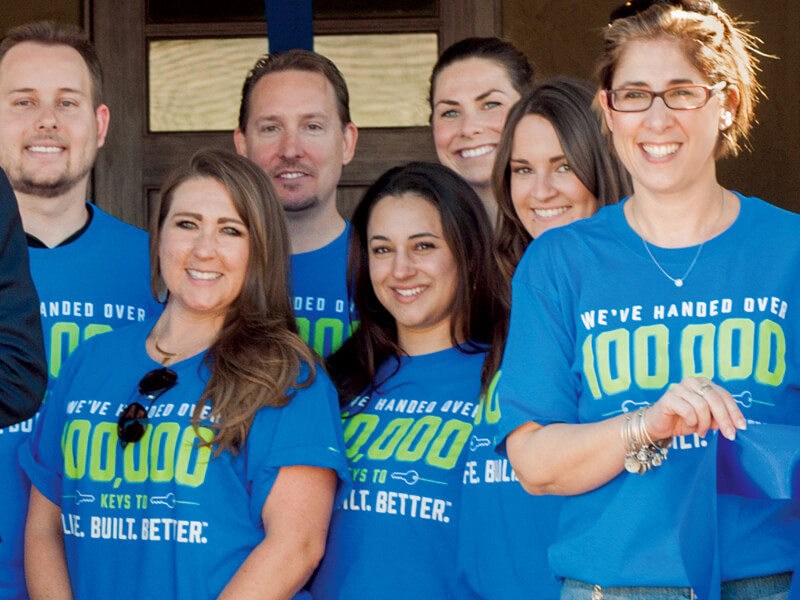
[{"x1": 620, "y1": 407, "x2": 672, "y2": 475}]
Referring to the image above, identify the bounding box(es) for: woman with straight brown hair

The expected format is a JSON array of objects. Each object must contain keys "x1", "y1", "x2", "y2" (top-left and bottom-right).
[
  {"x1": 493, "y1": 76, "x2": 631, "y2": 282},
  {"x1": 455, "y1": 76, "x2": 631, "y2": 600}
]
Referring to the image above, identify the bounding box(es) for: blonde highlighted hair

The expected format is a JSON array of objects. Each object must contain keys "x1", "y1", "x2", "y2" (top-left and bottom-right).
[{"x1": 597, "y1": 2, "x2": 764, "y2": 158}]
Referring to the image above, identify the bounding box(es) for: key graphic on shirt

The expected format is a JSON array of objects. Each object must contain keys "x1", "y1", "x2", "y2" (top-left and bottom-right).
[
  {"x1": 391, "y1": 470, "x2": 447, "y2": 486},
  {"x1": 62, "y1": 490, "x2": 95, "y2": 505},
  {"x1": 470, "y1": 435, "x2": 491, "y2": 451},
  {"x1": 601, "y1": 399, "x2": 649, "y2": 418},
  {"x1": 149, "y1": 492, "x2": 200, "y2": 509},
  {"x1": 732, "y1": 390, "x2": 774, "y2": 409}
]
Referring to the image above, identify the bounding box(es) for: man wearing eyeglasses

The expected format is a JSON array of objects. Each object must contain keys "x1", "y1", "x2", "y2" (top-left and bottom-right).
[
  {"x1": 234, "y1": 49, "x2": 359, "y2": 358},
  {"x1": 0, "y1": 22, "x2": 159, "y2": 599}
]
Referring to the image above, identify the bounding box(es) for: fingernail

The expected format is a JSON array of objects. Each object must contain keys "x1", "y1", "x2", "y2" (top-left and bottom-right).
[
  {"x1": 724, "y1": 427, "x2": 736, "y2": 441},
  {"x1": 736, "y1": 417, "x2": 747, "y2": 430}
]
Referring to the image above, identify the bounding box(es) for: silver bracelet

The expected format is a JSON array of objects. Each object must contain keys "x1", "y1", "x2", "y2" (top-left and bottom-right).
[{"x1": 620, "y1": 407, "x2": 671, "y2": 474}]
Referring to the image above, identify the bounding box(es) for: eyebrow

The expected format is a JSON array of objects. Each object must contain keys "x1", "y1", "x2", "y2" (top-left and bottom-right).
[
  {"x1": 475, "y1": 88, "x2": 507, "y2": 101},
  {"x1": 254, "y1": 112, "x2": 328, "y2": 122},
  {"x1": 510, "y1": 155, "x2": 568, "y2": 165},
  {"x1": 173, "y1": 212, "x2": 245, "y2": 225},
  {"x1": 369, "y1": 232, "x2": 442, "y2": 242},
  {"x1": 434, "y1": 88, "x2": 508, "y2": 108},
  {"x1": 616, "y1": 78, "x2": 696, "y2": 88},
  {"x1": 9, "y1": 86, "x2": 87, "y2": 95}
]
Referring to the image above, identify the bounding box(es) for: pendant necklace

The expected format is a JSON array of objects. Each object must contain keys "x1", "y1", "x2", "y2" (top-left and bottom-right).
[
  {"x1": 630, "y1": 187, "x2": 725, "y2": 288},
  {"x1": 154, "y1": 337, "x2": 177, "y2": 365}
]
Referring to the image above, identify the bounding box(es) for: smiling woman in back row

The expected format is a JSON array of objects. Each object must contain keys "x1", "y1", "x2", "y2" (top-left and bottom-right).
[{"x1": 429, "y1": 37, "x2": 533, "y2": 223}]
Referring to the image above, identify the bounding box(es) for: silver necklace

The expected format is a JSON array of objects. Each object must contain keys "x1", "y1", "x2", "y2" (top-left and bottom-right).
[{"x1": 630, "y1": 187, "x2": 725, "y2": 288}]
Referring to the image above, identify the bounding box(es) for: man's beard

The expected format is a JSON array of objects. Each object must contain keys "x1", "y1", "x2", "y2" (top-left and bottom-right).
[
  {"x1": 282, "y1": 194, "x2": 319, "y2": 214},
  {"x1": 10, "y1": 169, "x2": 89, "y2": 198}
]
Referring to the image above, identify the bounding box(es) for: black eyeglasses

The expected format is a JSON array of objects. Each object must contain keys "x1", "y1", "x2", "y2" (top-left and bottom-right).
[
  {"x1": 608, "y1": 0, "x2": 718, "y2": 24},
  {"x1": 117, "y1": 368, "x2": 178, "y2": 448},
  {"x1": 605, "y1": 81, "x2": 727, "y2": 112}
]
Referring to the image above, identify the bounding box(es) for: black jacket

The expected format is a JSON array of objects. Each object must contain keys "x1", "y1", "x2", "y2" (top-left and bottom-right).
[{"x1": 0, "y1": 168, "x2": 46, "y2": 427}]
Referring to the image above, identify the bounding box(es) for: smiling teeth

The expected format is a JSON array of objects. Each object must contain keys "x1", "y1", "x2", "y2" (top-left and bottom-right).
[
  {"x1": 460, "y1": 145, "x2": 493, "y2": 158},
  {"x1": 395, "y1": 286, "x2": 425, "y2": 297},
  {"x1": 642, "y1": 143, "x2": 680, "y2": 158},
  {"x1": 278, "y1": 172, "x2": 304, "y2": 179},
  {"x1": 534, "y1": 207, "x2": 569, "y2": 218},
  {"x1": 28, "y1": 146, "x2": 62, "y2": 153},
  {"x1": 188, "y1": 269, "x2": 221, "y2": 280}
]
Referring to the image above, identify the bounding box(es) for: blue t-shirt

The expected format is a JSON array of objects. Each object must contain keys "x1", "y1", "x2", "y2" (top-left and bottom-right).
[
  {"x1": 0, "y1": 204, "x2": 158, "y2": 599},
  {"x1": 457, "y1": 371, "x2": 563, "y2": 599},
  {"x1": 311, "y1": 347, "x2": 484, "y2": 599},
  {"x1": 498, "y1": 194, "x2": 800, "y2": 586},
  {"x1": 290, "y1": 223, "x2": 355, "y2": 357},
  {"x1": 20, "y1": 320, "x2": 349, "y2": 599}
]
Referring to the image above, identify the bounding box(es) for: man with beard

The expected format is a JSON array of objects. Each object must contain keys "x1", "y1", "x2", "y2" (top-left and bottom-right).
[
  {"x1": 235, "y1": 50, "x2": 358, "y2": 357},
  {"x1": 0, "y1": 22, "x2": 158, "y2": 598}
]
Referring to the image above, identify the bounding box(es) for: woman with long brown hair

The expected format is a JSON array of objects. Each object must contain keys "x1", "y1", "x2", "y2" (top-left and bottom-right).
[
  {"x1": 311, "y1": 162, "x2": 508, "y2": 599},
  {"x1": 493, "y1": 76, "x2": 631, "y2": 283},
  {"x1": 22, "y1": 149, "x2": 348, "y2": 599},
  {"x1": 457, "y1": 76, "x2": 631, "y2": 600}
]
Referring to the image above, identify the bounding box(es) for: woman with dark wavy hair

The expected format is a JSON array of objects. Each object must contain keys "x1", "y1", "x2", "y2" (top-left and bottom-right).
[
  {"x1": 22, "y1": 149, "x2": 348, "y2": 599},
  {"x1": 311, "y1": 162, "x2": 508, "y2": 599}
]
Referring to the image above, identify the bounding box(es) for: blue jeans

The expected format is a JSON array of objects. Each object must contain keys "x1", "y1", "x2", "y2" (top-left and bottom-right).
[{"x1": 560, "y1": 572, "x2": 792, "y2": 600}]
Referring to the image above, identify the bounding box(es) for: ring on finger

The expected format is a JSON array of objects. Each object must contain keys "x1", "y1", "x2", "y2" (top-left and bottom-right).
[{"x1": 697, "y1": 383, "x2": 713, "y2": 397}]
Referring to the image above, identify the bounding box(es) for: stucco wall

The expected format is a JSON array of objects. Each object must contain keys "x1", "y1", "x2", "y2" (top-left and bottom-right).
[{"x1": 0, "y1": 0, "x2": 80, "y2": 31}]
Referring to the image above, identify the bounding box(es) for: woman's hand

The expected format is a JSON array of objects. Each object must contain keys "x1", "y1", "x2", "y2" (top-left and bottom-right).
[{"x1": 644, "y1": 377, "x2": 747, "y2": 442}]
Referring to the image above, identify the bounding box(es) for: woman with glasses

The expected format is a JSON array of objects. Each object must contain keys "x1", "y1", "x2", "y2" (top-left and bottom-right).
[
  {"x1": 498, "y1": 1, "x2": 800, "y2": 598},
  {"x1": 310, "y1": 162, "x2": 509, "y2": 599},
  {"x1": 429, "y1": 37, "x2": 534, "y2": 223},
  {"x1": 455, "y1": 77, "x2": 631, "y2": 600},
  {"x1": 21, "y1": 149, "x2": 349, "y2": 599}
]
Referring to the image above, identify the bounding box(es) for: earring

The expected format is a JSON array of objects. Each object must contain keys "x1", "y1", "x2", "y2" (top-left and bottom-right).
[{"x1": 721, "y1": 111, "x2": 733, "y2": 129}]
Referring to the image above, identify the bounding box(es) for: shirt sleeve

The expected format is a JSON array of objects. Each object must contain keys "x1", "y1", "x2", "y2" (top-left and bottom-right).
[
  {"x1": 245, "y1": 365, "x2": 351, "y2": 521},
  {"x1": 0, "y1": 168, "x2": 47, "y2": 427},
  {"x1": 18, "y1": 344, "x2": 89, "y2": 505},
  {"x1": 496, "y1": 240, "x2": 582, "y2": 446}
]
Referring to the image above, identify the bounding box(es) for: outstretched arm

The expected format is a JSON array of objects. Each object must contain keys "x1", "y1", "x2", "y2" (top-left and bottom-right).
[
  {"x1": 219, "y1": 465, "x2": 338, "y2": 600},
  {"x1": 507, "y1": 377, "x2": 746, "y2": 496},
  {"x1": 0, "y1": 168, "x2": 46, "y2": 427}
]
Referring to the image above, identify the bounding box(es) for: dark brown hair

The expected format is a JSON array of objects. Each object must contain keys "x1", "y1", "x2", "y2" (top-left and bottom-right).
[
  {"x1": 151, "y1": 148, "x2": 318, "y2": 454},
  {"x1": 0, "y1": 21, "x2": 104, "y2": 107},
  {"x1": 238, "y1": 49, "x2": 351, "y2": 133},
  {"x1": 597, "y1": 1, "x2": 763, "y2": 157},
  {"x1": 493, "y1": 77, "x2": 632, "y2": 282},
  {"x1": 327, "y1": 162, "x2": 509, "y2": 403},
  {"x1": 428, "y1": 37, "x2": 533, "y2": 120}
]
